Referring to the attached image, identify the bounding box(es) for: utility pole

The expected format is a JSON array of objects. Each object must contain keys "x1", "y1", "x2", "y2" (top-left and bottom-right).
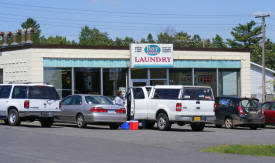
[{"x1": 255, "y1": 13, "x2": 270, "y2": 102}]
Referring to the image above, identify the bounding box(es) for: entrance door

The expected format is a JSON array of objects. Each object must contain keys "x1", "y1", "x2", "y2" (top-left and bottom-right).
[{"x1": 131, "y1": 79, "x2": 149, "y2": 87}]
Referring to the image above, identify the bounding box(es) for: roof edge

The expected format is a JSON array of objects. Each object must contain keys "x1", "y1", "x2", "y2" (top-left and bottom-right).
[
  {"x1": 0, "y1": 44, "x2": 250, "y2": 52},
  {"x1": 251, "y1": 62, "x2": 275, "y2": 74}
]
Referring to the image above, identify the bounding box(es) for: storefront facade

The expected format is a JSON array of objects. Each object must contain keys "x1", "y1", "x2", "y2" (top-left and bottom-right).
[{"x1": 0, "y1": 45, "x2": 250, "y2": 98}]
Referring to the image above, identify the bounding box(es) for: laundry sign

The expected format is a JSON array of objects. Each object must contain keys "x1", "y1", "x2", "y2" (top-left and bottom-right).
[{"x1": 130, "y1": 44, "x2": 173, "y2": 68}]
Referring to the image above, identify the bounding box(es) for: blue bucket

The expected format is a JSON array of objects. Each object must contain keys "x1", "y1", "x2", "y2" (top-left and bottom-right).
[{"x1": 121, "y1": 121, "x2": 130, "y2": 130}]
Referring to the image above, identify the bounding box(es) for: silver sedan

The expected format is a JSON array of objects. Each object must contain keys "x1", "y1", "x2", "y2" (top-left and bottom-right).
[{"x1": 55, "y1": 94, "x2": 127, "y2": 129}]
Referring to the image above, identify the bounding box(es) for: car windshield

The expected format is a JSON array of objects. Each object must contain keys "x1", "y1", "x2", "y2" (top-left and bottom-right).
[
  {"x1": 0, "y1": 85, "x2": 12, "y2": 98},
  {"x1": 241, "y1": 99, "x2": 259, "y2": 108},
  {"x1": 28, "y1": 86, "x2": 60, "y2": 100},
  {"x1": 85, "y1": 96, "x2": 113, "y2": 105},
  {"x1": 182, "y1": 87, "x2": 213, "y2": 100}
]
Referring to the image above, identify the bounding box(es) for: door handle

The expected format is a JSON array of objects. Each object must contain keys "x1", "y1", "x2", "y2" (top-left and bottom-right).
[{"x1": 196, "y1": 101, "x2": 200, "y2": 104}]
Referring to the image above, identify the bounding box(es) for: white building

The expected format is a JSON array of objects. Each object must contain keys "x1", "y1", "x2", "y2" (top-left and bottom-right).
[
  {"x1": 250, "y1": 62, "x2": 275, "y2": 102},
  {"x1": 0, "y1": 44, "x2": 266, "y2": 101}
]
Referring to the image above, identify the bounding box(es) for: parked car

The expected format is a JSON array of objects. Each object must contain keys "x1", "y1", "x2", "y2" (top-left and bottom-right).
[
  {"x1": 214, "y1": 97, "x2": 265, "y2": 129},
  {"x1": 55, "y1": 94, "x2": 127, "y2": 129},
  {"x1": 0, "y1": 83, "x2": 61, "y2": 127},
  {"x1": 126, "y1": 85, "x2": 215, "y2": 131},
  {"x1": 261, "y1": 101, "x2": 275, "y2": 127}
]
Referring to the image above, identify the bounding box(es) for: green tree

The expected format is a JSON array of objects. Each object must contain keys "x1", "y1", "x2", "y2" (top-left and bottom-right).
[
  {"x1": 226, "y1": 21, "x2": 262, "y2": 49},
  {"x1": 211, "y1": 34, "x2": 227, "y2": 48},
  {"x1": 40, "y1": 36, "x2": 76, "y2": 45},
  {"x1": 147, "y1": 33, "x2": 155, "y2": 43},
  {"x1": 157, "y1": 32, "x2": 174, "y2": 43},
  {"x1": 173, "y1": 31, "x2": 191, "y2": 47},
  {"x1": 21, "y1": 18, "x2": 41, "y2": 44},
  {"x1": 79, "y1": 26, "x2": 113, "y2": 46}
]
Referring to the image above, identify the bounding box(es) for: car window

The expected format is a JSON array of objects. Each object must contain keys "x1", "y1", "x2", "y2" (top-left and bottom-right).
[
  {"x1": 85, "y1": 96, "x2": 113, "y2": 105},
  {"x1": 241, "y1": 99, "x2": 259, "y2": 108},
  {"x1": 12, "y1": 86, "x2": 27, "y2": 99},
  {"x1": 0, "y1": 85, "x2": 12, "y2": 98},
  {"x1": 132, "y1": 88, "x2": 145, "y2": 99},
  {"x1": 28, "y1": 86, "x2": 59, "y2": 100},
  {"x1": 262, "y1": 103, "x2": 270, "y2": 110},
  {"x1": 72, "y1": 96, "x2": 82, "y2": 105},
  {"x1": 153, "y1": 89, "x2": 180, "y2": 100},
  {"x1": 271, "y1": 103, "x2": 275, "y2": 111},
  {"x1": 219, "y1": 98, "x2": 230, "y2": 107},
  {"x1": 182, "y1": 87, "x2": 213, "y2": 100},
  {"x1": 62, "y1": 96, "x2": 73, "y2": 105}
]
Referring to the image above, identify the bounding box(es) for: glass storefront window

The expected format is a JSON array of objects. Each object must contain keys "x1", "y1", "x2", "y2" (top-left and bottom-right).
[
  {"x1": 195, "y1": 69, "x2": 217, "y2": 96},
  {"x1": 0, "y1": 69, "x2": 3, "y2": 84},
  {"x1": 131, "y1": 69, "x2": 147, "y2": 79},
  {"x1": 150, "y1": 69, "x2": 166, "y2": 79},
  {"x1": 169, "y1": 69, "x2": 192, "y2": 85},
  {"x1": 103, "y1": 68, "x2": 127, "y2": 98},
  {"x1": 44, "y1": 68, "x2": 72, "y2": 98},
  {"x1": 218, "y1": 69, "x2": 240, "y2": 96},
  {"x1": 75, "y1": 68, "x2": 100, "y2": 95}
]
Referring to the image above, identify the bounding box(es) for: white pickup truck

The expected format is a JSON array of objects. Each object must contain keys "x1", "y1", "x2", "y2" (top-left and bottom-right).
[{"x1": 126, "y1": 85, "x2": 215, "y2": 131}]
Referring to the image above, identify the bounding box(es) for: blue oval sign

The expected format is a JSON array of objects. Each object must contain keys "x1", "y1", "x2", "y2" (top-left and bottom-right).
[{"x1": 144, "y1": 45, "x2": 161, "y2": 56}]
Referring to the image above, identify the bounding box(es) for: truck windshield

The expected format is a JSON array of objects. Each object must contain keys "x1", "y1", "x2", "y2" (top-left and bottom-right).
[
  {"x1": 0, "y1": 85, "x2": 12, "y2": 98},
  {"x1": 182, "y1": 87, "x2": 213, "y2": 100}
]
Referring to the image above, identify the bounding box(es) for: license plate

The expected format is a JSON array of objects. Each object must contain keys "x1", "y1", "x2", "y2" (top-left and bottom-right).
[
  {"x1": 194, "y1": 116, "x2": 201, "y2": 121},
  {"x1": 108, "y1": 110, "x2": 115, "y2": 114},
  {"x1": 41, "y1": 112, "x2": 52, "y2": 117}
]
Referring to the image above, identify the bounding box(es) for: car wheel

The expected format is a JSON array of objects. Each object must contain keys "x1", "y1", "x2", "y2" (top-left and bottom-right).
[
  {"x1": 191, "y1": 123, "x2": 205, "y2": 131},
  {"x1": 40, "y1": 118, "x2": 54, "y2": 127},
  {"x1": 8, "y1": 109, "x2": 20, "y2": 126},
  {"x1": 249, "y1": 125, "x2": 258, "y2": 130},
  {"x1": 109, "y1": 124, "x2": 120, "y2": 130},
  {"x1": 145, "y1": 121, "x2": 155, "y2": 129},
  {"x1": 224, "y1": 118, "x2": 234, "y2": 129},
  {"x1": 215, "y1": 124, "x2": 222, "y2": 128},
  {"x1": 157, "y1": 112, "x2": 171, "y2": 131},
  {"x1": 76, "y1": 114, "x2": 86, "y2": 128}
]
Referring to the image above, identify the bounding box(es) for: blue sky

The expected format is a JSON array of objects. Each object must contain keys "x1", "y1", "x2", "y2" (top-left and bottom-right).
[{"x1": 0, "y1": 0, "x2": 274, "y2": 42}]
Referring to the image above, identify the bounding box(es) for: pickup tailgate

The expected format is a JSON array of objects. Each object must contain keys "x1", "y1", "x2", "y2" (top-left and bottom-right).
[{"x1": 176, "y1": 87, "x2": 215, "y2": 122}]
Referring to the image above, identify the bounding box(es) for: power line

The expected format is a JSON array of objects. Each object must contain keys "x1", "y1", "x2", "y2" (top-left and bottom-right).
[
  {"x1": 0, "y1": 1, "x2": 251, "y2": 17},
  {"x1": 0, "y1": 12, "x2": 238, "y2": 27}
]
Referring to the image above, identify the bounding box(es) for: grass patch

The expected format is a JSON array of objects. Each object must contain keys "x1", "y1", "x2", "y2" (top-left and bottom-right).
[{"x1": 203, "y1": 144, "x2": 275, "y2": 157}]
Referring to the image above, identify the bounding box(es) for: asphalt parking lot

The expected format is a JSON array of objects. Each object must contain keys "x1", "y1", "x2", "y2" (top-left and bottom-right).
[{"x1": 1, "y1": 122, "x2": 275, "y2": 163}]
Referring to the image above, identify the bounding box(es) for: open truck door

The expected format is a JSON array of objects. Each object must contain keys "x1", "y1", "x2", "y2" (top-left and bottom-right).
[{"x1": 126, "y1": 88, "x2": 135, "y2": 120}]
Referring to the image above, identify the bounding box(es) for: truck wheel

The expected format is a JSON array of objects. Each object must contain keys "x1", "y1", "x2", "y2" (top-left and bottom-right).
[
  {"x1": 191, "y1": 123, "x2": 205, "y2": 131},
  {"x1": 145, "y1": 121, "x2": 155, "y2": 129},
  {"x1": 224, "y1": 118, "x2": 234, "y2": 129},
  {"x1": 109, "y1": 124, "x2": 120, "y2": 130},
  {"x1": 40, "y1": 118, "x2": 54, "y2": 127},
  {"x1": 157, "y1": 112, "x2": 171, "y2": 131},
  {"x1": 8, "y1": 109, "x2": 20, "y2": 126},
  {"x1": 76, "y1": 114, "x2": 87, "y2": 128}
]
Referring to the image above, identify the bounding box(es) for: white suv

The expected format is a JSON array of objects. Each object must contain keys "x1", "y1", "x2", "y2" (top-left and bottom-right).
[{"x1": 0, "y1": 83, "x2": 61, "y2": 127}]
